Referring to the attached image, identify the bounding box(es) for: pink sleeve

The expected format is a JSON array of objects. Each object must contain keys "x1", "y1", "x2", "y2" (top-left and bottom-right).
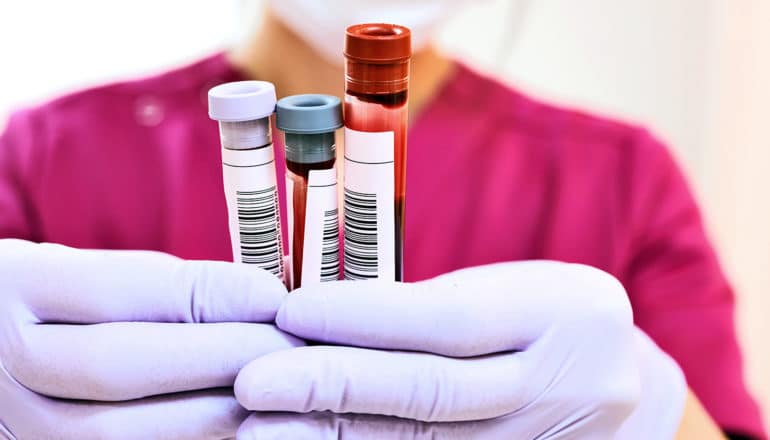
[
  {"x1": 625, "y1": 131, "x2": 765, "y2": 438},
  {"x1": 0, "y1": 109, "x2": 44, "y2": 241}
]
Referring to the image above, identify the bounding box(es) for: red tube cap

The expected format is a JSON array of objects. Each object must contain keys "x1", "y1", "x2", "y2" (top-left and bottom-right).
[{"x1": 345, "y1": 23, "x2": 412, "y2": 64}]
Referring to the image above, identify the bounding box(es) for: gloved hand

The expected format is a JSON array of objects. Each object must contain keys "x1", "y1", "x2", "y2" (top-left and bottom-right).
[
  {"x1": 234, "y1": 261, "x2": 687, "y2": 439},
  {"x1": 0, "y1": 239, "x2": 303, "y2": 440}
]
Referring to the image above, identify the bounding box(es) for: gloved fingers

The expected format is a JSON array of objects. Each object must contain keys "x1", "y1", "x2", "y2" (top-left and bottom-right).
[
  {"x1": 1, "y1": 240, "x2": 286, "y2": 324},
  {"x1": 235, "y1": 345, "x2": 541, "y2": 423},
  {"x1": 236, "y1": 411, "x2": 522, "y2": 440},
  {"x1": 4, "y1": 321, "x2": 303, "y2": 401},
  {"x1": 614, "y1": 327, "x2": 686, "y2": 439},
  {"x1": 278, "y1": 261, "x2": 632, "y2": 357},
  {"x1": 8, "y1": 387, "x2": 247, "y2": 440}
]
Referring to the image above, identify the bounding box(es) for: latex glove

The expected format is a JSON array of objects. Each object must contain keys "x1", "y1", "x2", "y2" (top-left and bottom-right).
[
  {"x1": 0, "y1": 239, "x2": 303, "y2": 440},
  {"x1": 235, "y1": 261, "x2": 686, "y2": 439},
  {"x1": 615, "y1": 328, "x2": 687, "y2": 439}
]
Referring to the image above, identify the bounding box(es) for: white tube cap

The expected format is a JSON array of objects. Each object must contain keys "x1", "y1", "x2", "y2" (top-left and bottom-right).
[{"x1": 208, "y1": 81, "x2": 277, "y2": 122}]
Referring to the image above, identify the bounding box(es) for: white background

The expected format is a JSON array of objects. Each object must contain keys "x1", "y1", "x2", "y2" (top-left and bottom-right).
[{"x1": 1, "y1": 0, "x2": 768, "y2": 428}]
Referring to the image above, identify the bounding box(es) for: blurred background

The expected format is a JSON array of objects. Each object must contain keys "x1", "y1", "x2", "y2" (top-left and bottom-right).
[{"x1": 1, "y1": 0, "x2": 768, "y2": 428}]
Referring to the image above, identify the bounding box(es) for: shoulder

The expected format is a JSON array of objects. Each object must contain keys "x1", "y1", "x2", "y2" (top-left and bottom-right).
[
  {"x1": 436, "y1": 63, "x2": 690, "y2": 242},
  {"x1": 3, "y1": 53, "x2": 236, "y2": 139},
  {"x1": 1, "y1": 52, "x2": 237, "y2": 191},
  {"x1": 445, "y1": 62, "x2": 670, "y2": 163},
  {"x1": 441, "y1": 62, "x2": 683, "y2": 215}
]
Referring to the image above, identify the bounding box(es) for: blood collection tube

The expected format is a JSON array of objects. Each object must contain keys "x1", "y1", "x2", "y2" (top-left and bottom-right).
[
  {"x1": 276, "y1": 94, "x2": 343, "y2": 290},
  {"x1": 208, "y1": 81, "x2": 284, "y2": 279},
  {"x1": 343, "y1": 23, "x2": 411, "y2": 282}
]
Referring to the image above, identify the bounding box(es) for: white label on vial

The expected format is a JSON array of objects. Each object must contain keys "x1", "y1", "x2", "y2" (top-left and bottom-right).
[
  {"x1": 221, "y1": 146, "x2": 283, "y2": 278},
  {"x1": 302, "y1": 168, "x2": 340, "y2": 286},
  {"x1": 343, "y1": 128, "x2": 395, "y2": 281}
]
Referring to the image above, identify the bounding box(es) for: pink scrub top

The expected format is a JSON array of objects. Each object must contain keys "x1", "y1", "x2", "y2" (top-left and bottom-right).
[{"x1": 0, "y1": 53, "x2": 765, "y2": 438}]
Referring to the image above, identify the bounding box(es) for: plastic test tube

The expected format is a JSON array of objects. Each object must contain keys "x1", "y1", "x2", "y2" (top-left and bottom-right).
[
  {"x1": 208, "y1": 81, "x2": 284, "y2": 279},
  {"x1": 276, "y1": 94, "x2": 343, "y2": 290},
  {"x1": 343, "y1": 23, "x2": 412, "y2": 282}
]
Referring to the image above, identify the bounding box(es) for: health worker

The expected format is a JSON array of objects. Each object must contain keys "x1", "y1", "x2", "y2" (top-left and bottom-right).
[{"x1": 0, "y1": 1, "x2": 763, "y2": 439}]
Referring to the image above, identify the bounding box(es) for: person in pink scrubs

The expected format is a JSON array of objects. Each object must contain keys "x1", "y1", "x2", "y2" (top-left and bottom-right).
[{"x1": 0, "y1": 2, "x2": 765, "y2": 439}]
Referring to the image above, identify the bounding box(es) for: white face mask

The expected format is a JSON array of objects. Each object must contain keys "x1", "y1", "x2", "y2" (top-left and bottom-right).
[{"x1": 268, "y1": 0, "x2": 473, "y2": 64}]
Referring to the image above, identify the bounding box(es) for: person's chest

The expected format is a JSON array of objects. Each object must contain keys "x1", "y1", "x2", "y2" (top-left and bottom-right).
[
  {"x1": 35, "y1": 114, "x2": 626, "y2": 281},
  {"x1": 404, "y1": 118, "x2": 625, "y2": 281}
]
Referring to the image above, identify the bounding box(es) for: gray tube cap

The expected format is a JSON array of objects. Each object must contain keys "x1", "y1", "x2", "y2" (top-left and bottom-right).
[{"x1": 276, "y1": 94, "x2": 343, "y2": 134}]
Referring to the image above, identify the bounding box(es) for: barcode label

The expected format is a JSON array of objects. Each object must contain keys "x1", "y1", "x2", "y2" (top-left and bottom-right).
[
  {"x1": 320, "y1": 208, "x2": 340, "y2": 281},
  {"x1": 343, "y1": 128, "x2": 395, "y2": 281},
  {"x1": 290, "y1": 168, "x2": 340, "y2": 288},
  {"x1": 344, "y1": 189, "x2": 378, "y2": 279},
  {"x1": 221, "y1": 145, "x2": 284, "y2": 279},
  {"x1": 236, "y1": 187, "x2": 283, "y2": 276}
]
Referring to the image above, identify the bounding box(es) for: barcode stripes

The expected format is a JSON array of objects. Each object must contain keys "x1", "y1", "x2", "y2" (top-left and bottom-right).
[
  {"x1": 344, "y1": 188, "x2": 378, "y2": 280},
  {"x1": 321, "y1": 208, "x2": 340, "y2": 281},
  {"x1": 236, "y1": 187, "x2": 283, "y2": 277}
]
